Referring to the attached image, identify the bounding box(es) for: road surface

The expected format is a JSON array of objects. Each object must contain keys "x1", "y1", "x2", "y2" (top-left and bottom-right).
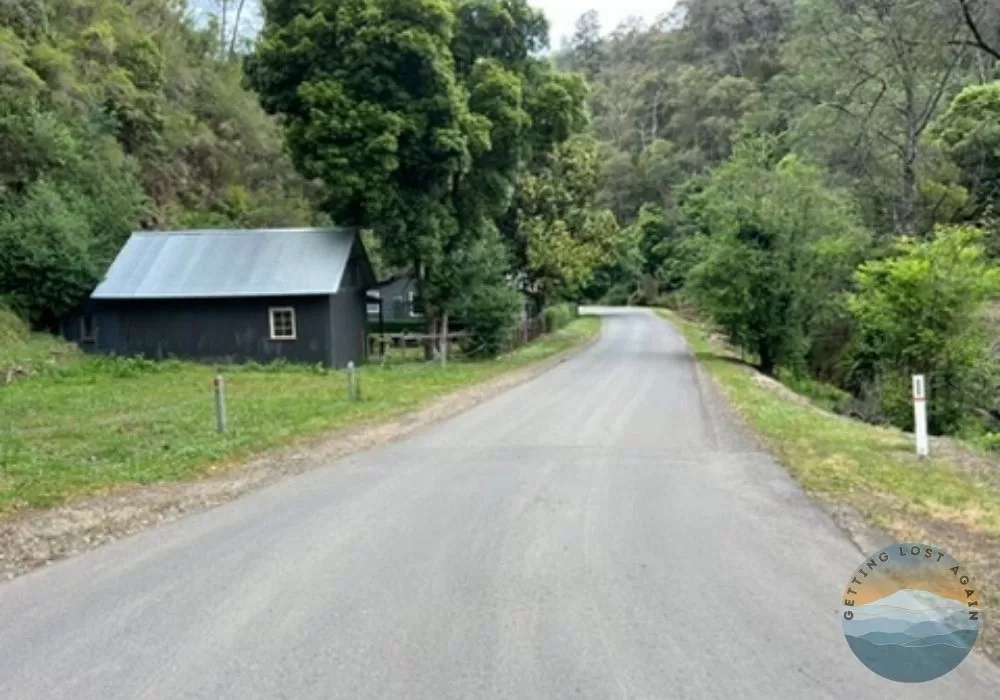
[{"x1": 1, "y1": 309, "x2": 997, "y2": 698}]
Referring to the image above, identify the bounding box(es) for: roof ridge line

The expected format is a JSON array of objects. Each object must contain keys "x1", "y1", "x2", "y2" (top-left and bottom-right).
[{"x1": 131, "y1": 227, "x2": 356, "y2": 236}]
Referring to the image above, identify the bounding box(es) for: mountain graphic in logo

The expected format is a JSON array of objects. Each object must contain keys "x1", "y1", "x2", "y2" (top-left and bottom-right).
[{"x1": 841, "y1": 545, "x2": 982, "y2": 682}]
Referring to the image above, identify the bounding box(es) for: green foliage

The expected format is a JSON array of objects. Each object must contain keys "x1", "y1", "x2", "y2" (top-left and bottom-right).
[
  {"x1": 516, "y1": 135, "x2": 624, "y2": 304},
  {"x1": 1, "y1": 0, "x2": 320, "y2": 329},
  {"x1": 540, "y1": 303, "x2": 577, "y2": 333},
  {"x1": 249, "y1": 0, "x2": 595, "y2": 328},
  {"x1": 686, "y1": 142, "x2": 869, "y2": 375},
  {"x1": 0, "y1": 302, "x2": 81, "y2": 379},
  {"x1": 0, "y1": 303, "x2": 29, "y2": 345},
  {"x1": 776, "y1": 368, "x2": 854, "y2": 415},
  {"x1": 583, "y1": 213, "x2": 643, "y2": 304},
  {"x1": 848, "y1": 226, "x2": 1000, "y2": 434},
  {"x1": 452, "y1": 229, "x2": 523, "y2": 358},
  {"x1": 930, "y1": 82, "x2": 1000, "y2": 224},
  {"x1": 785, "y1": 0, "x2": 975, "y2": 237},
  {"x1": 0, "y1": 317, "x2": 599, "y2": 513},
  {"x1": 558, "y1": 1, "x2": 1000, "y2": 441},
  {"x1": 458, "y1": 281, "x2": 522, "y2": 358},
  {"x1": 0, "y1": 183, "x2": 96, "y2": 325},
  {"x1": 249, "y1": 0, "x2": 471, "y2": 274}
]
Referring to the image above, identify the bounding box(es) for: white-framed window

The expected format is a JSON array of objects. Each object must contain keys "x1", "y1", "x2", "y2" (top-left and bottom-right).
[
  {"x1": 408, "y1": 291, "x2": 424, "y2": 317},
  {"x1": 367, "y1": 290, "x2": 381, "y2": 316},
  {"x1": 80, "y1": 314, "x2": 97, "y2": 342},
  {"x1": 269, "y1": 307, "x2": 296, "y2": 340}
]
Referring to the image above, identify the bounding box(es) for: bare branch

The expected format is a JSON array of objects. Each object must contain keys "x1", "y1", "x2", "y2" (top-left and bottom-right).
[
  {"x1": 229, "y1": 0, "x2": 248, "y2": 58},
  {"x1": 916, "y1": 45, "x2": 966, "y2": 134},
  {"x1": 957, "y1": 0, "x2": 1000, "y2": 61}
]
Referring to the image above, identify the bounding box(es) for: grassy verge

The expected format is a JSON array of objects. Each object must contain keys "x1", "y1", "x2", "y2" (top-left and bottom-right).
[
  {"x1": 1, "y1": 307, "x2": 83, "y2": 381},
  {"x1": 656, "y1": 308, "x2": 1000, "y2": 659},
  {"x1": 0, "y1": 317, "x2": 600, "y2": 513}
]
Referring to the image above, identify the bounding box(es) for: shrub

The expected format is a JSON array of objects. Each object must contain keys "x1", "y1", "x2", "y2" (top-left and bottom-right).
[
  {"x1": 541, "y1": 303, "x2": 578, "y2": 333},
  {"x1": 459, "y1": 283, "x2": 523, "y2": 358},
  {"x1": 847, "y1": 225, "x2": 1000, "y2": 434},
  {"x1": 600, "y1": 284, "x2": 632, "y2": 306},
  {"x1": 0, "y1": 304, "x2": 30, "y2": 346}
]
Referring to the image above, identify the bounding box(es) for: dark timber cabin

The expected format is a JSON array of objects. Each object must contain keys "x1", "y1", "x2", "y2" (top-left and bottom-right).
[
  {"x1": 64, "y1": 228, "x2": 377, "y2": 368},
  {"x1": 366, "y1": 274, "x2": 424, "y2": 323}
]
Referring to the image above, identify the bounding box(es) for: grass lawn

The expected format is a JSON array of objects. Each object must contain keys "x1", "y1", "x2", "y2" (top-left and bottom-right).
[
  {"x1": 657, "y1": 308, "x2": 1000, "y2": 659},
  {"x1": 0, "y1": 317, "x2": 600, "y2": 513}
]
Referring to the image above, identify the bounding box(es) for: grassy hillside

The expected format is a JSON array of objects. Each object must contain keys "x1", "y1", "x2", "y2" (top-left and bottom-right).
[
  {"x1": 0, "y1": 0, "x2": 320, "y2": 327},
  {"x1": 0, "y1": 306, "x2": 81, "y2": 381}
]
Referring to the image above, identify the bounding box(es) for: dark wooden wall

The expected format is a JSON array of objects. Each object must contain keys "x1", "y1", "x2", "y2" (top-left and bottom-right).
[
  {"x1": 330, "y1": 290, "x2": 367, "y2": 367},
  {"x1": 87, "y1": 296, "x2": 334, "y2": 366}
]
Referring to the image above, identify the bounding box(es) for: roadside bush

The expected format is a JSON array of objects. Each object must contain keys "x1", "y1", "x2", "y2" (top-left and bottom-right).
[
  {"x1": 973, "y1": 432, "x2": 1000, "y2": 454},
  {"x1": 451, "y1": 231, "x2": 523, "y2": 359},
  {"x1": 459, "y1": 283, "x2": 522, "y2": 358},
  {"x1": 656, "y1": 291, "x2": 695, "y2": 313},
  {"x1": 0, "y1": 304, "x2": 29, "y2": 346},
  {"x1": 847, "y1": 225, "x2": 1000, "y2": 434},
  {"x1": 600, "y1": 283, "x2": 632, "y2": 306},
  {"x1": 541, "y1": 303, "x2": 578, "y2": 333}
]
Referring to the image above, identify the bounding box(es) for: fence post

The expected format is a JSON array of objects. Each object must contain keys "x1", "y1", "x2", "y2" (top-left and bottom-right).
[
  {"x1": 912, "y1": 374, "x2": 929, "y2": 457},
  {"x1": 347, "y1": 361, "x2": 359, "y2": 401},
  {"x1": 213, "y1": 374, "x2": 227, "y2": 434}
]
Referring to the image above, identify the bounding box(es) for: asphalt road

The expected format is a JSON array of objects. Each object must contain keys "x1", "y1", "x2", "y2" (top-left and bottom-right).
[{"x1": 1, "y1": 308, "x2": 997, "y2": 699}]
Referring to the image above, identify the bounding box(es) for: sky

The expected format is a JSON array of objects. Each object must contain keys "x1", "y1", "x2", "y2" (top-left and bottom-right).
[
  {"x1": 188, "y1": 1, "x2": 679, "y2": 54},
  {"x1": 533, "y1": 1, "x2": 679, "y2": 49}
]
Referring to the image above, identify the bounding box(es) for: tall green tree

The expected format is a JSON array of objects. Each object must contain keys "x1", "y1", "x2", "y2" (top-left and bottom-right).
[
  {"x1": 515, "y1": 135, "x2": 623, "y2": 305},
  {"x1": 686, "y1": 142, "x2": 869, "y2": 375},
  {"x1": 247, "y1": 0, "x2": 474, "y2": 330}
]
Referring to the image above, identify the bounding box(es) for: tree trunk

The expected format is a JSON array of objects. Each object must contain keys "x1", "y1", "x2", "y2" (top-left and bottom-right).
[
  {"x1": 228, "y1": 0, "x2": 247, "y2": 58},
  {"x1": 899, "y1": 136, "x2": 919, "y2": 237},
  {"x1": 440, "y1": 312, "x2": 449, "y2": 366},
  {"x1": 415, "y1": 259, "x2": 436, "y2": 361},
  {"x1": 425, "y1": 314, "x2": 437, "y2": 361},
  {"x1": 898, "y1": 70, "x2": 919, "y2": 237},
  {"x1": 219, "y1": 0, "x2": 228, "y2": 58}
]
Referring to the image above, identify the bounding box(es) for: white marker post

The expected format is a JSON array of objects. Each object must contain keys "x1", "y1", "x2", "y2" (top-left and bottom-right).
[
  {"x1": 214, "y1": 374, "x2": 227, "y2": 434},
  {"x1": 912, "y1": 374, "x2": 929, "y2": 457}
]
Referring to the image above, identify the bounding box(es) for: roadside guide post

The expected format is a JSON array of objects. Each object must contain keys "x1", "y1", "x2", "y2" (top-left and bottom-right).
[
  {"x1": 347, "y1": 361, "x2": 359, "y2": 401},
  {"x1": 912, "y1": 374, "x2": 928, "y2": 457},
  {"x1": 214, "y1": 374, "x2": 228, "y2": 434}
]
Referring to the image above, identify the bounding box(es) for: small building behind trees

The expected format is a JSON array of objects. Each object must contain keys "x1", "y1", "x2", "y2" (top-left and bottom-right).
[
  {"x1": 63, "y1": 228, "x2": 377, "y2": 368},
  {"x1": 367, "y1": 274, "x2": 424, "y2": 324}
]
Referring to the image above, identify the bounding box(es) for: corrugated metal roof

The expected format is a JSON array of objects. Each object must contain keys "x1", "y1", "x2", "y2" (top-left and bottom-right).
[{"x1": 92, "y1": 228, "x2": 359, "y2": 299}]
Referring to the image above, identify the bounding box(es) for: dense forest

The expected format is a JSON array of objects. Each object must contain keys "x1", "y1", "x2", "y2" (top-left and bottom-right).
[
  {"x1": 557, "y1": 0, "x2": 1000, "y2": 440},
  {"x1": 3, "y1": 0, "x2": 1000, "y2": 442},
  {"x1": 0, "y1": 0, "x2": 321, "y2": 328}
]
